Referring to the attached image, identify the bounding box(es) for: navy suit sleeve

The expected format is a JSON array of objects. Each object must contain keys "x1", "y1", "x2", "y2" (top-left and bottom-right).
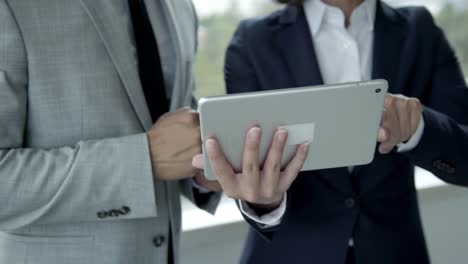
[
  {"x1": 224, "y1": 21, "x2": 282, "y2": 241},
  {"x1": 224, "y1": 21, "x2": 261, "y2": 95},
  {"x1": 404, "y1": 11, "x2": 468, "y2": 186}
]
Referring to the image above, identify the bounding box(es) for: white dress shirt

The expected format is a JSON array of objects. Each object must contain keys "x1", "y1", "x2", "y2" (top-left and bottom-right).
[{"x1": 239, "y1": 0, "x2": 425, "y2": 236}]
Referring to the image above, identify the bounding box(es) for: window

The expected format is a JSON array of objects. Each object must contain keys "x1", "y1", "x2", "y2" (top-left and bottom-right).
[
  {"x1": 192, "y1": 0, "x2": 468, "y2": 99},
  {"x1": 386, "y1": 0, "x2": 468, "y2": 76},
  {"x1": 192, "y1": 0, "x2": 281, "y2": 98}
]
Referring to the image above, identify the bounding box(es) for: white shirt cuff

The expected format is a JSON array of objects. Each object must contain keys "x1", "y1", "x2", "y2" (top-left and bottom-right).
[
  {"x1": 238, "y1": 193, "x2": 287, "y2": 228},
  {"x1": 397, "y1": 114, "x2": 425, "y2": 153}
]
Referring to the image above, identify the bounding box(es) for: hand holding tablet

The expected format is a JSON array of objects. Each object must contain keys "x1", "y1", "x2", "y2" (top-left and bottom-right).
[
  {"x1": 193, "y1": 125, "x2": 310, "y2": 210},
  {"x1": 197, "y1": 80, "x2": 388, "y2": 181},
  {"x1": 192, "y1": 80, "x2": 388, "y2": 210}
]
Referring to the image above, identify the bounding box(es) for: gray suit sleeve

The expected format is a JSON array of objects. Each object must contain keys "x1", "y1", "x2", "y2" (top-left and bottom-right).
[{"x1": 0, "y1": 0, "x2": 157, "y2": 230}]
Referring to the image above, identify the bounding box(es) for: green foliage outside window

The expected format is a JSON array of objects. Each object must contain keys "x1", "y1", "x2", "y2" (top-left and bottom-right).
[
  {"x1": 436, "y1": 4, "x2": 468, "y2": 77},
  {"x1": 194, "y1": 2, "x2": 468, "y2": 99}
]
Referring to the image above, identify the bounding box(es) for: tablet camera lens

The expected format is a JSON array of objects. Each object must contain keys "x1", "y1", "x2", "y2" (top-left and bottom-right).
[{"x1": 375, "y1": 88, "x2": 382, "y2": 93}]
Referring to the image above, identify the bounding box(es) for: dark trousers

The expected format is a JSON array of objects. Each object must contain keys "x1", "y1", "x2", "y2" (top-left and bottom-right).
[{"x1": 346, "y1": 247, "x2": 356, "y2": 264}]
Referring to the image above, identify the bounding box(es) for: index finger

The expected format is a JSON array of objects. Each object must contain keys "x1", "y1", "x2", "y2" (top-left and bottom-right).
[
  {"x1": 172, "y1": 110, "x2": 200, "y2": 126},
  {"x1": 205, "y1": 138, "x2": 237, "y2": 187}
]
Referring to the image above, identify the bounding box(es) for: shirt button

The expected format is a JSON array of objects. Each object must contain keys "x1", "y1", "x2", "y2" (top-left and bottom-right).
[
  {"x1": 152, "y1": 235, "x2": 166, "y2": 248},
  {"x1": 345, "y1": 198, "x2": 356, "y2": 209}
]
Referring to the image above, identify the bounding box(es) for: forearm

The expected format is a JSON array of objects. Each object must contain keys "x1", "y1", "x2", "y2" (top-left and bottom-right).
[
  {"x1": 404, "y1": 106, "x2": 468, "y2": 186},
  {"x1": 0, "y1": 134, "x2": 157, "y2": 230}
]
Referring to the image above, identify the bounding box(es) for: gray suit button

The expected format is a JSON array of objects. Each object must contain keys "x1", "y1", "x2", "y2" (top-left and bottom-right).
[
  {"x1": 153, "y1": 235, "x2": 166, "y2": 248},
  {"x1": 97, "y1": 211, "x2": 108, "y2": 219},
  {"x1": 121, "y1": 206, "x2": 131, "y2": 215},
  {"x1": 345, "y1": 198, "x2": 356, "y2": 209}
]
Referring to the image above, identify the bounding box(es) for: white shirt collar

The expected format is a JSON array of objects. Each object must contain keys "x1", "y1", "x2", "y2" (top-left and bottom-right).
[{"x1": 304, "y1": 0, "x2": 377, "y2": 36}]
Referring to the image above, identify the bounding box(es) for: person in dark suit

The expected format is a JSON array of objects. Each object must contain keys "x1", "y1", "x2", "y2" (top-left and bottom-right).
[{"x1": 218, "y1": 0, "x2": 468, "y2": 263}]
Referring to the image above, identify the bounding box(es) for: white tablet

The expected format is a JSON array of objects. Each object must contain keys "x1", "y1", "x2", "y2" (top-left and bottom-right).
[{"x1": 198, "y1": 80, "x2": 388, "y2": 180}]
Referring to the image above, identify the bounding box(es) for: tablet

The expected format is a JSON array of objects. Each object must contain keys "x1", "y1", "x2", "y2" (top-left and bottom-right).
[{"x1": 198, "y1": 80, "x2": 388, "y2": 180}]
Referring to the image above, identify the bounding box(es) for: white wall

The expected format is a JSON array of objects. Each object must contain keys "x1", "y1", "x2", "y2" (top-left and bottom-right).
[
  {"x1": 180, "y1": 184, "x2": 468, "y2": 264},
  {"x1": 419, "y1": 185, "x2": 468, "y2": 264}
]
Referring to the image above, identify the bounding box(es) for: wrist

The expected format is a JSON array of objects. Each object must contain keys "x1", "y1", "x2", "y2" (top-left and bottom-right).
[
  {"x1": 247, "y1": 195, "x2": 284, "y2": 216},
  {"x1": 146, "y1": 133, "x2": 158, "y2": 178}
]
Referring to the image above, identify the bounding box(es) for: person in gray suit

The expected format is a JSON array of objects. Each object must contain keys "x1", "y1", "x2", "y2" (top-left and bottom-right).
[
  {"x1": 0, "y1": 0, "x2": 310, "y2": 263},
  {"x1": 0, "y1": 0, "x2": 224, "y2": 263}
]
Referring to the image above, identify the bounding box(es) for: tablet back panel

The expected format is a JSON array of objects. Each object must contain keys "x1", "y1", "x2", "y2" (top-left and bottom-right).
[{"x1": 199, "y1": 80, "x2": 388, "y2": 180}]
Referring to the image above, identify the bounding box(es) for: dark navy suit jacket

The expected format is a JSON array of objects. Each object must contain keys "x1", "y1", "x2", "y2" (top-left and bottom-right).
[{"x1": 224, "y1": 1, "x2": 468, "y2": 264}]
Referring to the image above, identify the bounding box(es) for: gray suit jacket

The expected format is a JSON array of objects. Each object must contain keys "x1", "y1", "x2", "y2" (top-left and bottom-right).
[{"x1": 0, "y1": 0, "x2": 219, "y2": 263}]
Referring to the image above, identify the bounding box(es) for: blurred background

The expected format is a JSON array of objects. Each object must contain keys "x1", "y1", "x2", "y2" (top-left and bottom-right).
[
  {"x1": 192, "y1": 0, "x2": 468, "y2": 98},
  {"x1": 179, "y1": 1, "x2": 468, "y2": 263}
]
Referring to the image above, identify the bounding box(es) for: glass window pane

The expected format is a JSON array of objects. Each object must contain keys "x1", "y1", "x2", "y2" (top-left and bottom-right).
[
  {"x1": 386, "y1": 0, "x2": 468, "y2": 76},
  {"x1": 192, "y1": 0, "x2": 281, "y2": 99},
  {"x1": 192, "y1": 0, "x2": 468, "y2": 99}
]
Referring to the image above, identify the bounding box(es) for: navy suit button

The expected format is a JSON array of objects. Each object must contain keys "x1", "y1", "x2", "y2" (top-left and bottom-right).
[
  {"x1": 433, "y1": 160, "x2": 456, "y2": 174},
  {"x1": 433, "y1": 159, "x2": 442, "y2": 168},
  {"x1": 345, "y1": 198, "x2": 356, "y2": 209},
  {"x1": 447, "y1": 167, "x2": 456, "y2": 175},
  {"x1": 153, "y1": 235, "x2": 166, "y2": 248}
]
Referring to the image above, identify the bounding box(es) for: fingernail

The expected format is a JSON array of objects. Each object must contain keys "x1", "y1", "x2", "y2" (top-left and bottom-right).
[
  {"x1": 276, "y1": 128, "x2": 288, "y2": 143},
  {"x1": 378, "y1": 128, "x2": 386, "y2": 140},
  {"x1": 206, "y1": 139, "x2": 216, "y2": 152},
  {"x1": 249, "y1": 127, "x2": 261, "y2": 142},
  {"x1": 302, "y1": 141, "x2": 310, "y2": 152}
]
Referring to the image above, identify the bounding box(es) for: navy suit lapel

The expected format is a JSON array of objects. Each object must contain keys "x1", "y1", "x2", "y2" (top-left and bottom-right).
[
  {"x1": 353, "y1": 1, "x2": 408, "y2": 192},
  {"x1": 371, "y1": 1, "x2": 407, "y2": 93},
  {"x1": 272, "y1": 7, "x2": 324, "y2": 88},
  {"x1": 271, "y1": 7, "x2": 352, "y2": 194}
]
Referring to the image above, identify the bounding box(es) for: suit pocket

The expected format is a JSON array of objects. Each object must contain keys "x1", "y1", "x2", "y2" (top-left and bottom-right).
[{"x1": 0, "y1": 232, "x2": 94, "y2": 264}]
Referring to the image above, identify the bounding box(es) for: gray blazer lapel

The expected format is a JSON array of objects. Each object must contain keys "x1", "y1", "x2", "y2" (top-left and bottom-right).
[
  {"x1": 79, "y1": 0, "x2": 153, "y2": 130},
  {"x1": 155, "y1": 0, "x2": 187, "y2": 110}
]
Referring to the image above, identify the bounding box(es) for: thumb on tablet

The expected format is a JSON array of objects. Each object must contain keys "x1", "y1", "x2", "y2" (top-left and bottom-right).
[{"x1": 377, "y1": 127, "x2": 388, "y2": 142}]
